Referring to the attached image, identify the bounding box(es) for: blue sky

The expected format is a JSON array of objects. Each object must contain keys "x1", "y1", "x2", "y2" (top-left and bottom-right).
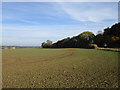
[{"x1": 2, "y1": 2, "x2": 118, "y2": 46}]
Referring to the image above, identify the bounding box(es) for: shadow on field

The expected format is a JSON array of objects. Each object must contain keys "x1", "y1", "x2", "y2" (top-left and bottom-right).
[{"x1": 97, "y1": 49, "x2": 120, "y2": 52}]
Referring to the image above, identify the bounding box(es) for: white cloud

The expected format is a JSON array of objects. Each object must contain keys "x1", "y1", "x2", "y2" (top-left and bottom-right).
[
  {"x1": 58, "y1": 2, "x2": 117, "y2": 22},
  {"x1": 3, "y1": 2, "x2": 117, "y2": 25},
  {"x1": 2, "y1": 2, "x2": 118, "y2": 46},
  {"x1": 2, "y1": 2, "x2": 68, "y2": 25}
]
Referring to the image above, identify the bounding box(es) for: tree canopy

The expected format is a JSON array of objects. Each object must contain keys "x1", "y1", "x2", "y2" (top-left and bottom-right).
[{"x1": 41, "y1": 22, "x2": 120, "y2": 48}]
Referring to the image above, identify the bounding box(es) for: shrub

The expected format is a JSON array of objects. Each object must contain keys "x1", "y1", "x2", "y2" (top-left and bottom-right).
[{"x1": 88, "y1": 44, "x2": 98, "y2": 49}]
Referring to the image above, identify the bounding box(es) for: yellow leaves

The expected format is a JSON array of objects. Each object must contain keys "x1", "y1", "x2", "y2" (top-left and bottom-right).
[{"x1": 111, "y1": 36, "x2": 120, "y2": 41}]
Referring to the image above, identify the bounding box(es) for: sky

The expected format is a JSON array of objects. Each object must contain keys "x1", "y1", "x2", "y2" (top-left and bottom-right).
[{"x1": 2, "y1": 2, "x2": 118, "y2": 46}]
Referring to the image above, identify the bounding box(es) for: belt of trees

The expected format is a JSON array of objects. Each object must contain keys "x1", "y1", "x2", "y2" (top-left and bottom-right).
[{"x1": 41, "y1": 22, "x2": 120, "y2": 48}]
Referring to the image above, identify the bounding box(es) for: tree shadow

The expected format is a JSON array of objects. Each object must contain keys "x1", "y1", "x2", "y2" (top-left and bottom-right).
[{"x1": 97, "y1": 49, "x2": 120, "y2": 52}]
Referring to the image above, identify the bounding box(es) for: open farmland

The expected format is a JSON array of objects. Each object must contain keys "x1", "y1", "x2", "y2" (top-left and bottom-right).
[{"x1": 2, "y1": 48, "x2": 119, "y2": 88}]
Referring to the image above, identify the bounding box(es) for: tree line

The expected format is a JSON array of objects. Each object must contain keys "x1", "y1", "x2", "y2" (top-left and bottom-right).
[{"x1": 41, "y1": 23, "x2": 120, "y2": 48}]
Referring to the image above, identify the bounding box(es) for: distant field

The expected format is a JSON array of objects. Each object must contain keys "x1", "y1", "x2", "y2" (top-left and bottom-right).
[{"x1": 2, "y1": 48, "x2": 119, "y2": 88}]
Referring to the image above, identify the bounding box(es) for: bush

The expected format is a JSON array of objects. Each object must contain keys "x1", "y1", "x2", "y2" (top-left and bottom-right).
[{"x1": 88, "y1": 44, "x2": 98, "y2": 49}]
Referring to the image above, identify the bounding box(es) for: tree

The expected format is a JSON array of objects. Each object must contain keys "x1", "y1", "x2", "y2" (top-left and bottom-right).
[
  {"x1": 51, "y1": 31, "x2": 95, "y2": 48},
  {"x1": 97, "y1": 30, "x2": 103, "y2": 35},
  {"x1": 94, "y1": 34, "x2": 105, "y2": 47},
  {"x1": 41, "y1": 40, "x2": 52, "y2": 48},
  {"x1": 47, "y1": 40, "x2": 52, "y2": 45},
  {"x1": 103, "y1": 23, "x2": 120, "y2": 47},
  {"x1": 41, "y1": 23, "x2": 120, "y2": 48},
  {"x1": 41, "y1": 42, "x2": 47, "y2": 48},
  {"x1": 104, "y1": 23, "x2": 120, "y2": 37},
  {"x1": 77, "y1": 31, "x2": 95, "y2": 48},
  {"x1": 79, "y1": 31, "x2": 95, "y2": 42}
]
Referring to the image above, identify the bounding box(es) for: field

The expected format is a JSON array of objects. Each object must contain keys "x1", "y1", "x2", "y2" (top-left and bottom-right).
[{"x1": 2, "y1": 48, "x2": 119, "y2": 88}]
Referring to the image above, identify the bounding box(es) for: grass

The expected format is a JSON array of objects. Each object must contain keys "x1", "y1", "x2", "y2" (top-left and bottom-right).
[{"x1": 2, "y1": 48, "x2": 119, "y2": 88}]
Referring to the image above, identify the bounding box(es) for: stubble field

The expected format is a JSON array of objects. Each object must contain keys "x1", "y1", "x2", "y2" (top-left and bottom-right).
[{"x1": 2, "y1": 48, "x2": 119, "y2": 88}]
